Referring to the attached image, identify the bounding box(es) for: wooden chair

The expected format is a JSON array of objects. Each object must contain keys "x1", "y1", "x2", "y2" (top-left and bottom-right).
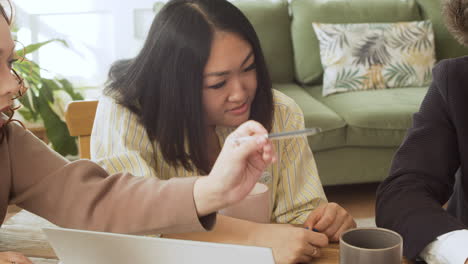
[{"x1": 65, "y1": 100, "x2": 99, "y2": 159}]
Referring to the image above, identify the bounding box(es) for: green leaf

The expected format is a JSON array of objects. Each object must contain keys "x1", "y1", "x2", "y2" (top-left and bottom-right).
[
  {"x1": 353, "y1": 34, "x2": 391, "y2": 67},
  {"x1": 17, "y1": 39, "x2": 68, "y2": 56},
  {"x1": 58, "y1": 79, "x2": 84, "y2": 100},
  {"x1": 423, "y1": 67, "x2": 433, "y2": 85},
  {"x1": 335, "y1": 68, "x2": 367, "y2": 90},
  {"x1": 17, "y1": 92, "x2": 39, "y2": 121},
  {"x1": 35, "y1": 90, "x2": 78, "y2": 156},
  {"x1": 39, "y1": 79, "x2": 57, "y2": 103},
  {"x1": 384, "y1": 62, "x2": 417, "y2": 87},
  {"x1": 14, "y1": 61, "x2": 42, "y2": 86},
  {"x1": 389, "y1": 21, "x2": 433, "y2": 53},
  {"x1": 11, "y1": 36, "x2": 81, "y2": 156},
  {"x1": 17, "y1": 108, "x2": 34, "y2": 121},
  {"x1": 317, "y1": 25, "x2": 350, "y2": 55}
]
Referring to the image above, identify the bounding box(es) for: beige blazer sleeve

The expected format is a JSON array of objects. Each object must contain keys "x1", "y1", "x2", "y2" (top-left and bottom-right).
[{"x1": 6, "y1": 123, "x2": 215, "y2": 234}]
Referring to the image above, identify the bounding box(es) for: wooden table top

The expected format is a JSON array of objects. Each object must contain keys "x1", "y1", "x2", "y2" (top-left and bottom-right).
[{"x1": 0, "y1": 210, "x2": 411, "y2": 264}]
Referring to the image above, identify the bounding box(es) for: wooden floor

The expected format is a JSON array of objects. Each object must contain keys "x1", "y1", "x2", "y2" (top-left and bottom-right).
[{"x1": 324, "y1": 183, "x2": 378, "y2": 220}]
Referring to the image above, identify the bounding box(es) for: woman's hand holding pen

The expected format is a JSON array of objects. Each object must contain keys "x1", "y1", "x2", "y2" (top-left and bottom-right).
[
  {"x1": 304, "y1": 202, "x2": 356, "y2": 242},
  {"x1": 193, "y1": 120, "x2": 277, "y2": 217},
  {"x1": 248, "y1": 223, "x2": 329, "y2": 264}
]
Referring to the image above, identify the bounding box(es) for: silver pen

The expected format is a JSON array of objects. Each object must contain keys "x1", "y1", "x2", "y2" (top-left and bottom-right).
[{"x1": 235, "y1": 128, "x2": 322, "y2": 143}]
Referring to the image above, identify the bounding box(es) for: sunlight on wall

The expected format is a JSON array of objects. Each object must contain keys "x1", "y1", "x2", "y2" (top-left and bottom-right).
[
  {"x1": 35, "y1": 13, "x2": 114, "y2": 87},
  {"x1": 15, "y1": 0, "x2": 109, "y2": 14},
  {"x1": 13, "y1": 0, "x2": 156, "y2": 90}
]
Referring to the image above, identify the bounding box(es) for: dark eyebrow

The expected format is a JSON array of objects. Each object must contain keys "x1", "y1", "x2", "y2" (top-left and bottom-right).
[
  {"x1": 205, "y1": 50, "x2": 254, "y2": 77},
  {"x1": 205, "y1": 70, "x2": 230, "y2": 77}
]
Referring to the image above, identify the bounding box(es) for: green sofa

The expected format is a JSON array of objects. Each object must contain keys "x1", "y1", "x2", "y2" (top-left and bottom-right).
[{"x1": 155, "y1": 0, "x2": 468, "y2": 185}]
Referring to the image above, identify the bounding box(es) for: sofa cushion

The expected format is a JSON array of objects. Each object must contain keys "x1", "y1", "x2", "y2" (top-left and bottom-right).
[
  {"x1": 234, "y1": 0, "x2": 295, "y2": 83},
  {"x1": 274, "y1": 84, "x2": 346, "y2": 151},
  {"x1": 305, "y1": 85, "x2": 427, "y2": 147},
  {"x1": 290, "y1": 0, "x2": 422, "y2": 85},
  {"x1": 314, "y1": 147, "x2": 398, "y2": 185},
  {"x1": 416, "y1": 0, "x2": 468, "y2": 60},
  {"x1": 312, "y1": 20, "x2": 436, "y2": 96}
]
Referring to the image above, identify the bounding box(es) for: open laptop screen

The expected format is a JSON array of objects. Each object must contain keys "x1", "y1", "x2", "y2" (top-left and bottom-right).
[{"x1": 43, "y1": 227, "x2": 275, "y2": 264}]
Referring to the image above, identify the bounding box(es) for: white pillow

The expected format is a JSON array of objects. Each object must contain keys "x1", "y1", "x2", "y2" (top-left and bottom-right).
[{"x1": 312, "y1": 21, "x2": 436, "y2": 96}]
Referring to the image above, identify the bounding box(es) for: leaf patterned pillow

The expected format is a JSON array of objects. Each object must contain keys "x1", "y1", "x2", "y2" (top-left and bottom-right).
[{"x1": 312, "y1": 21, "x2": 436, "y2": 96}]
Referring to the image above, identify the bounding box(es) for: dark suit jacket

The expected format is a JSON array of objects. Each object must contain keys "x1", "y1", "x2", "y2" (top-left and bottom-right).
[{"x1": 376, "y1": 56, "x2": 468, "y2": 259}]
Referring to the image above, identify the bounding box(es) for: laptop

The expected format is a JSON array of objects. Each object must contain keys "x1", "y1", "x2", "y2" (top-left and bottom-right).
[{"x1": 43, "y1": 227, "x2": 275, "y2": 264}]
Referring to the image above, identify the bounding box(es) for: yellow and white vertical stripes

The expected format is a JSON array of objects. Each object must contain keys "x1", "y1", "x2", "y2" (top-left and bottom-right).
[{"x1": 91, "y1": 90, "x2": 327, "y2": 224}]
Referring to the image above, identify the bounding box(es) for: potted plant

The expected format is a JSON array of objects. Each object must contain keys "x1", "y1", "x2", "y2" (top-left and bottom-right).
[{"x1": 13, "y1": 39, "x2": 84, "y2": 156}]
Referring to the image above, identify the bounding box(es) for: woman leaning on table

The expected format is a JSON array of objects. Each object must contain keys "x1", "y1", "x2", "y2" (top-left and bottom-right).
[
  {"x1": 91, "y1": 0, "x2": 355, "y2": 263},
  {"x1": 0, "y1": 1, "x2": 276, "y2": 264}
]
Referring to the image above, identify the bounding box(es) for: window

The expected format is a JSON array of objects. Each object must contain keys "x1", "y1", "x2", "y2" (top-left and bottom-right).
[{"x1": 14, "y1": 0, "x2": 156, "y2": 90}]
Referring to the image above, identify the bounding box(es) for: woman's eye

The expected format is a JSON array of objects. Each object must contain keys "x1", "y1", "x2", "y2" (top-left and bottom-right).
[
  {"x1": 243, "y1": 62, "x2": 256, "y2": 72},
  {"x1": 208, "y1": 80, "x2": 226, "y2": 89},
  {"x1": 8, "y1": 58, "x2": 18, "y2": 69}
]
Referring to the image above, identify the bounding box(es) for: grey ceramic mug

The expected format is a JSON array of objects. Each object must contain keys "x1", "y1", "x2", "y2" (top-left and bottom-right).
[{"x1": 339, "y1": 227, "x2": 403, "y2": 264}]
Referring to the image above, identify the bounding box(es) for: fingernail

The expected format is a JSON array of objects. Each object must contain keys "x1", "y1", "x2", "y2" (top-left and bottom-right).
[
  {"x1": 305, "y1": 227, "x2": 319, "y2": 232},
  {"x1": 311, "y1": 246, "x2": 317, "y2": 255},
  {"x1": 256, "y1": 136, "x2": 265, "y2": 144}
]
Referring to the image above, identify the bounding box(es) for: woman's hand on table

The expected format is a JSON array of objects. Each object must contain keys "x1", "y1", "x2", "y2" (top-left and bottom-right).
[
  {"x1": 249, "y1": 223, "x2": 329, "y2": 264},
  {"x1": 304, "y1": 202, "x2": 356, "y2": 242},
  {"x1": 0, "y1": 252, "x2": 33, "y2": 264}
]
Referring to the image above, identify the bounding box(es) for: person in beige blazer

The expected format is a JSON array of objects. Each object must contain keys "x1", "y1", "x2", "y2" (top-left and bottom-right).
[{"x1": 0, "y1": 1, "x2": 276, "y2": 263}]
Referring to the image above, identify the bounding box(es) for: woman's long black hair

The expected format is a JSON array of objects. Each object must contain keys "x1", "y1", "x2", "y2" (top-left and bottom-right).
[{"x1": 105, "y1": 0, "x2": 274, "y2": 174}]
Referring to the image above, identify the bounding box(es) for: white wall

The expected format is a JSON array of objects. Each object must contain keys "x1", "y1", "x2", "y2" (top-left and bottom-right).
[{"x1": 13, "y1": 0, "x2": 161, "y2": 89}]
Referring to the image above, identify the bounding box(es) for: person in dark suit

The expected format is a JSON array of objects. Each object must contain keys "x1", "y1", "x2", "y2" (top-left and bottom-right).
[{"x1": 376, "y1": 0, "x2": 468, "y2": 263}]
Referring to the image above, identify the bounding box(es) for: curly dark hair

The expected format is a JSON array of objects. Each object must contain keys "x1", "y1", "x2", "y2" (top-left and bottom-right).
[
  {"x1": 0, "y1": 0, "x2": 26, "y2": 143},
  {"x1": 443, "y1": 0, "x2": 468, "y2": 46}
]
